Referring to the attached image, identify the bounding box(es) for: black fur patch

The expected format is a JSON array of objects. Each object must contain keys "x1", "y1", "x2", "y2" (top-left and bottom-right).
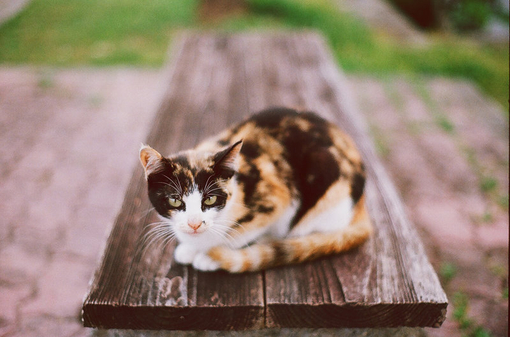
[
  {"x1": 195, "y1": 169, "x2": 228, "y2": 211},
  {"x1": 290, "y1": 147, "x2": 341, "y2": 227},
  {"x1": 247, "y1": 107, "x2": 298, "y2": 129},
  {"x1": 241, "y1": 140, "x2": 260, "y2": 160},
  {"x1": 351, "y1": 166, "x2": 366, "y2": 204},
  {"x1": 271, "y1": 241, "x2": 288, "y2": 264},
  {"x1": 147, "y1": 165, "x2": 188, "y2": 216},
  {"x1": 237, "y1": 162, "x2": 261, "y2": 209},
  {"x1": 237, "y1": 212, "x2": 254, "y2": 224},
  {"x1": 213, "y1": 141, "x2": 242, "y2": 179}
]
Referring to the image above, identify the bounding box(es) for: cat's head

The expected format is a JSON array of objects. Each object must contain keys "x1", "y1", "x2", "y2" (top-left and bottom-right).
[{"x1": 139, "y1": 141, "x2": 242, "y2": 243}]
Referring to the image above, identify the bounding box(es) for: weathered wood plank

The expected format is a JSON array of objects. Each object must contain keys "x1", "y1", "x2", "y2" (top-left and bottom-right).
[
  {"x1": 259, "y1": 34, "x2": 447, "y2": 328},
  {"x1": 83, "y1": 32, "x2": 447, "y2": 330},
  {"x1": 83, "y1": 34, "x2": 265, "y2": 330}
]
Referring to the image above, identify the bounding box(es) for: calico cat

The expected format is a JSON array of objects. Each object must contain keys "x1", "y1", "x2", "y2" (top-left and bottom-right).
[{"x1": 139, "y1": 107, "x2": 372, "y2": 273}]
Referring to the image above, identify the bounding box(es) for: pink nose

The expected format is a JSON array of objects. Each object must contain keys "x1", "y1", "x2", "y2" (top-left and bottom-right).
[{"x1": 188, "y1": 221, "x2": 202, "y2": 231}]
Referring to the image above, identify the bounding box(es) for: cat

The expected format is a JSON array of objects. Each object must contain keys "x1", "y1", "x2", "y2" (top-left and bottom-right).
[{"x1": 139, "y1": 107, "x2": 372, "y2": 273}]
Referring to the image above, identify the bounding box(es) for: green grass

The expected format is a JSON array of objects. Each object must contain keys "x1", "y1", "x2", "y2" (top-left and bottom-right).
[
  {"x1": 439, "y1": 262, "x2": 457, "y2": 283},
  {"x1": 0, "y1": 0, "x2": 198, "y2": 65},
  {"x1": 0, "y1": 0, "x2": 508, "y2": 110},
  {"x1": 452, "y1": 292, "x2": 494, "y2": 337},
  {"x1": 242, "y1": 0, "x2": 509, "y2": 111}
]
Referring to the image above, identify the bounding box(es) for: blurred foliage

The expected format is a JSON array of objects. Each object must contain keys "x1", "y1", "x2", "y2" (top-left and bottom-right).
[
  {"x1": 388, "y1": 0, "x2": 437, "y2": 28},
  {"x1": 439, "y1": 262, "x2": 457, "y2": 283},
  {"x1": 450, "y1": 0, "x2": 493, "y2": 31},
  {"x1": 389, "y1": 0, "x2": 509, "y2": 31},
  {"x1": 0, "y1": 0, "x2": 508, "y2": 111},
  {"x1": 242, "y1": 0, "x2": 509, "y2": 111},
  {"x1": 0, "y1": 0, "x2": 198, "y2": 65},
  {"x1": 452, "y1": 292, "x2": 494, "y2": 337}
]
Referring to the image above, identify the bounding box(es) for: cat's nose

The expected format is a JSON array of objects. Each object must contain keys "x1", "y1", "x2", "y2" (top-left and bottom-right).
[{"x1": 188, "y1": 221, "x2": 203, "y2": 231}]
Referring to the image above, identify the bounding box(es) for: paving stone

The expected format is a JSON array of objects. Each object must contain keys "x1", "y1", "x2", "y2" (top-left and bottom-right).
[
  {"x1": 349, "y1": 76, "x2": 402, "y2": 133},
  {"x1": 464, "y1": 297, "x2": 508, "y2": 337},
  {"x1": 383, "y1": 138, "x2": 441, "y2": 200},
  {"x1": 391, "y1": 77, "x2": 434, "y2": 126},
  {"x1": 0, "y1": 283, "x2": 32, "y2": 337},
  {"x1": 428, "y1": 78, "x2": 508, "y2": 139},
  {"x1": 347, "y1": 74, "x2": 508, "y2": 337},
  {"x1": 485, "y1": 300, "x2": 509, "y2": 337},
  {"x1": 0, "y1": 244, "x2": 47, "y2": 286},
  {"x1": 12, "y1": 221, "x2": 63, "y2": 256},
  {"x1": 427, "y1": 78, "x2": 509, "y2": 198},
  {"x1": 448, "y1": 267, "x2": 502, "y2": 303},
  {"x1": 411, "y1": 197, "x2": 474, "y2": 248},
  {"x1": 20, "y1": 256, "x2": 92, "y2": 318},
  {"x1": 84, "y1": 172, "x2": 133, "y2": 209},
  {"x1": 13, "y1": 315, "x2": 83, "y2": 337},
  {"x1": 475, "y1": 214, "x2": 510, "y2": 250},
  {"x1": 424, "y1": 310, "x2": 462, "y2": 337},
  {"x1": 62, "y1": 204, "x2": 116, "y2": 261},
  {"x1": 0, "y1": 68, "x2": 162, "y2": 337}
]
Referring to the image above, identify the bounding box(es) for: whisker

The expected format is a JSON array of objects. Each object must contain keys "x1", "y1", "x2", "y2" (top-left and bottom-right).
[
  {"x1": 215, "y1": 219, "x2": 247, "y2": 231},
  {"x1": 203, "y1": 178, "x2": 228, "y2": 196},
  {"x1": 141, "y1": 230, "x2": 169, "y2": 249},
  {"x1": 209, "y1": 223, "x2": 249, "y2": 248},
  {"x1": 175, "y1": 177, "x2": 183, "y2": 195},
  {"x1": 162, "y1": 174, "x2": 183, "y2": 195},
  {"x1": 203, "y1": 175, "x2": 214, "y2": 194},
  {"x1": 209, "y1": 227, "x2": 236, "y2": 249},
  {"x1": 139, "y1": 222, "x2": 174, "y2": 250},
  {"x1": 159, "y1": 232, "x2": 177, "y2": 250},
  {"x1": 136, "y1": 207, "x2": 156, "y2": 221},
  {"x1": 142, "y1": 229, "x2": 175, "y2": 252},
  {"x1": 144, "y1": 220, "x2": 169, "y2": 227}
]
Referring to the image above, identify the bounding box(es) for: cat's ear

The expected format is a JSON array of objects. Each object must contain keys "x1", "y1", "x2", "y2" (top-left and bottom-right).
[
  {"x1": 212, "y1": 140, "x2": 243, "y2": 178},
  {"x1": 140, "y1": 144, "x2": 164, "y2": 179}
]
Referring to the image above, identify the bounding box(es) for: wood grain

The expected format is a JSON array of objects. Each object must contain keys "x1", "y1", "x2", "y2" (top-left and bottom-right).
[
  {"x1": 262, "y1": 34, "x2": 447, "y2": 328},
  {"x1": 82, "y1": 33, "x2": 447, "y2": 330}
]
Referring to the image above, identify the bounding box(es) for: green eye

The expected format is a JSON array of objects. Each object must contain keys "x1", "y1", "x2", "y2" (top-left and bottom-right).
[
  {"x1": 169, "y1": 198, "x2": 182, "y2": 208},
  {"x1": 203, "y1": 195, "x2": 217, "y2": 206}
]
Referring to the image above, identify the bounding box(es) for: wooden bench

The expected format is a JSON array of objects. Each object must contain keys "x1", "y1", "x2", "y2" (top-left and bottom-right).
[{"x1": 82, "y1": 32, "x2": 447, "y2": 331}]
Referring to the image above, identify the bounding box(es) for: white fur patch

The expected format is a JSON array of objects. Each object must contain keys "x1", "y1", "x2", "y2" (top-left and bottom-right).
[
  {"x1": 192, "y1": 252, "x2": 220, "y2": 271},
  {"x1": 269, "y1": 199, "x2": 300, "y2": 238},
  {"x1": 289, "y1": 197, "x2": 353, "y2": 237},
  {"x1": 174, "y1": 243, "x2": 198, "y2": 264},
  {"x1": 227, "y1": 252, "x2": 246, "y2": 273},
  {"x1": 229, "y1": 225, "x2": 269, "y2": 248}
]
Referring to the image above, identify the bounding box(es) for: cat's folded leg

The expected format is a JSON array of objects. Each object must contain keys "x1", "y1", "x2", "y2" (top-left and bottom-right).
[{"x1": 174, "y1": 243, "x2": 199, "y2": 265}]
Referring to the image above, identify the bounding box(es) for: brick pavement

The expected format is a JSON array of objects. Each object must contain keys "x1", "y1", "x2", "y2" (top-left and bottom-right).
[
  {"x1": 0, "y1": 68, "x2": 508, "y2": 337},
  {"x1": 0, "y1": 67, "x2": 164, "y2": 337},
  {"x1": 347, "y1": 75, "x2": 508, "y2": 337}
]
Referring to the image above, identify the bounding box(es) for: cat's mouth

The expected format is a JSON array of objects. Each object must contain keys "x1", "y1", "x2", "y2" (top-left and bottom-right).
[{"x1": 182, "y1": 228, "x2": 206, "y2": 236}]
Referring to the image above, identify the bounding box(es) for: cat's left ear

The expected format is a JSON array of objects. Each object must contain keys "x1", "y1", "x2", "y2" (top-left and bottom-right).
[
  {"x1": 212, "y1": 140, "x2": 243, "y2": 178},
  {"x1": 140, "y1": 144, "x2": 164, "y2": 179}
]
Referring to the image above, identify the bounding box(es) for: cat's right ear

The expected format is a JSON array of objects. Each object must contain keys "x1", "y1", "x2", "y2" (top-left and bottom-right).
[{"x1": 140, "y1": 144, "x2": 164, "y2": 179}]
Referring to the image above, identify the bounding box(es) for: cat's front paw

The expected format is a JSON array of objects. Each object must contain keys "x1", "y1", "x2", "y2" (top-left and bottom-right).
[
  {"x1": 174, "y1": 244, "x2": 198, "y2": 265},
  {"x1": 192, "y1": 252, "x2": 220, "y2": 272}
]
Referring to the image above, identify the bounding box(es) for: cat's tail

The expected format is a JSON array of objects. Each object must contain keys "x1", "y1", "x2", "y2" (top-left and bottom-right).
[{"x1": 207, "y1": 196, "x2": 373, "y2": 273}]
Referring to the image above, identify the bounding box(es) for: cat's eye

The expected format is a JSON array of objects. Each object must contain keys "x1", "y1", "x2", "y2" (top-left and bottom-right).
[
  {"x1": 203, "y1": 195, "x2": 217, "y2": 206},
  {"x1": 168, "y1": 197, "x2": 182, "y2": 208}
]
